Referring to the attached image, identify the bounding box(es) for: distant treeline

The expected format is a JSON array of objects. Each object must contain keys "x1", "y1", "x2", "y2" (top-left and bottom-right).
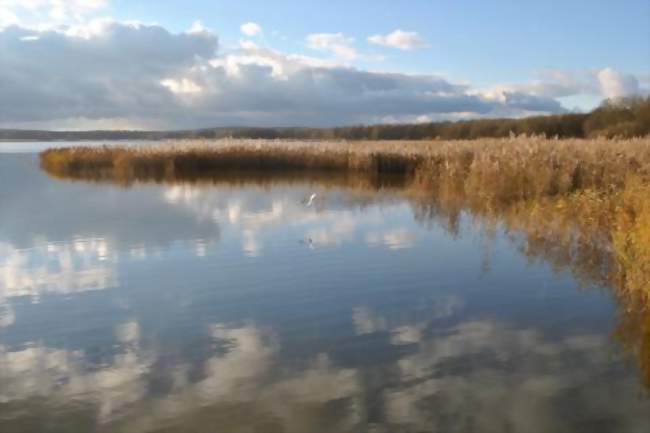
[{"x1": 3, "y1": 97, "x2": 649, "y2": 142}]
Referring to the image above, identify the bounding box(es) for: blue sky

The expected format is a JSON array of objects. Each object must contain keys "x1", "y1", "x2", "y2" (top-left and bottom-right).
[
  {"x1": 0, "y1": 0, "x2": 648, "y2": 129},
  {"x1": 109, "y1": 0, "x2": 650, "y2": 81}
]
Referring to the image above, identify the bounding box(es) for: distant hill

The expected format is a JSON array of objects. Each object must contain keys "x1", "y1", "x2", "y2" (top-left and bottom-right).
[
  {"x1": 0, "y1": 127, "x2": 244, "y2": 141},
  {"x1": 2, "y1": 97, "x2": 648, "y2": 142},
  {"x1": 0, "y1": 126, "x2": 332, "y2": 141}
]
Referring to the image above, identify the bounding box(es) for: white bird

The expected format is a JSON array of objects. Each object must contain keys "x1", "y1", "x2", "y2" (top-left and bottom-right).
[{"x1": 305, "y1": 193, "x2": 317, "y2": 207}]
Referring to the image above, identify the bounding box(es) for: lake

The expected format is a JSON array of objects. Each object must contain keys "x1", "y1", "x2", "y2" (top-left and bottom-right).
[{"x1": 0, "y1": 145, "x2": 649, "y2": 433}]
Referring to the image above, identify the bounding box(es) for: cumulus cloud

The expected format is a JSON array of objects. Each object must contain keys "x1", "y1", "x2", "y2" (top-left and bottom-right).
[
  {"x1": 368, "y1": 29, "x2": 428, "y2": 50},
  {"x1": 187, "y1": 20, "x2": 210, "y2": 35},
  {"x1": 0, "y1": 19, "x2": 644, "y2": 129},
  {"x1": 1, "y1": 20, "x2": 510, "y2": 126},
  {"x1": 306, "y1": 32, "x2": 357, "y2": 60},
  {"x1": 597, "y1": 67, "x2": 640, "y2": 99},
  {"x1": 240, "y1": 21, "x2": 261, "y2": 36},
  {"x1": 0, "y1": 20, "x2": 218, "y2": 126},
  {"x1": 239, "y1": 39, "x2": 258, "y2": 50},
  {"x1": 480, "y1": 68, "x2": 647, "y2": 109},
  {"x1": 160, "y1": 78, "x2": 202, "y2": 94}
]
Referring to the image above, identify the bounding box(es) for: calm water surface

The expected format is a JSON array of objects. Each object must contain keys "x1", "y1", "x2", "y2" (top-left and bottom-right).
[{"x1": 0, "y1": 145, "x2": 649, "y2": 432}]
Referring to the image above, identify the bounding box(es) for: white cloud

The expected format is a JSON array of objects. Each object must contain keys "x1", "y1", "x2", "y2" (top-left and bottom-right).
[
  {"x1": 240, "y1": 21, "x2": 261, "y2": 36},
  {"x1": 597, "y1": 67, "x2": 640, "y2": 99},
  {"x1": 239, "y1": 39, "x2": 258, "y2": 50},
  {"x1": 306, "y1": 32, "x2": 357, "y2": 60},
  {"x1": 0, "y1": 7, "x2": 18, "y2": 26},
  {"x1": 0, "y1": 20, "x2": 218, "y2": 126},
  {"x1": 50, "y1": 0, "x2": 108, "y2": 21},
  {"x1": 187, "y1": 20, "x2": 210, "y2": 35},
  {"x1": 0, "y1": 0, "x2": 108, "y2": 26},
  {"x1": 1, "y1": 20, "x2": 645, "y2": 129},
  {"x1": 368, "y1": 29, "x2": 428, "y2": 50},
  {"x1": 160, "y1": 78, "x2": 202, "y2": 94},
  {"x1": 477, "y1": 67, "x2": 647, "y2": 112},
  {"x1": 5, "y1": 20, "x2": 509, "y2": 128},
  {"x1": 285, "y1": 53, "x2": 342, "y2": 68}
]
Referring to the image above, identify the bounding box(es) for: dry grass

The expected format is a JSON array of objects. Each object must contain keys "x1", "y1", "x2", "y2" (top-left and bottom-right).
[{"x1": 40, "y1": 137, "x2": 650, "y2": 197}]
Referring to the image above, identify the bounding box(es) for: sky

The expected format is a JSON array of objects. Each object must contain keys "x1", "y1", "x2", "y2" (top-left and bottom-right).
[{"x1": 0, "y1": 0, "x2": 648, "y2": 130}]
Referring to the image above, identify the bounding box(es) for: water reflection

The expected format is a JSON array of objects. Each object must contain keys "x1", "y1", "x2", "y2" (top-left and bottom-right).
[
  {"x1": 0, "y1": 153, "x2": 648, "y2": 431},
  {"x1": 0, "y1": 239, "x2": 116, "y2": 301},
  {"x1": 1, "y1": 320, "x2": 648, "y2": 432},
  {"x1": 382, "y1": 321, "x2": 649, "y2": 433},
  {"x1": 161, "y1": 182, "x2": 402, "y2": 256},
  {"x1": 0, "y1": 319, "x2": 153, "y2": 424}
]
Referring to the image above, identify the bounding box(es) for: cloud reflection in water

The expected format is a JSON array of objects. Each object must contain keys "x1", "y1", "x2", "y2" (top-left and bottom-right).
[{"x1": 0, "y1": 155, "x2": 648, "y2": 431}]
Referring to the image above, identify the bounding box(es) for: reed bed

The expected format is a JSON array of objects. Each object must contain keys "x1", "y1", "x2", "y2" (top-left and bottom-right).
[{"x1": 40, "y1": 137, "x2": 650, "y2": 199}]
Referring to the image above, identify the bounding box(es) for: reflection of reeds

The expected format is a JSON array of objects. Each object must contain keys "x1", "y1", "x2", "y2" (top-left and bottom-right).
[
  {"x1": 40, "y1": 137, "x2": 650, "y2": 388},
  {"x1": 411, "y1": 181, "x2": 650, "y2": 390}
]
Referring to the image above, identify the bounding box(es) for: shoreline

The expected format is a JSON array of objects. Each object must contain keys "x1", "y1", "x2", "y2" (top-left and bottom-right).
[
  {"x1": 37, "y1": 136, "x2": 650, "y2": 388},
  {"x1": 39, "y1": 137, "x2": 650, "y2": 196}
]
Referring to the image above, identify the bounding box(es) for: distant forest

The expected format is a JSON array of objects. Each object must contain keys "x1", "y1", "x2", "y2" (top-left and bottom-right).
[{"x1": 2, "y1": 97, "x2": 648, "y2": 142}]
